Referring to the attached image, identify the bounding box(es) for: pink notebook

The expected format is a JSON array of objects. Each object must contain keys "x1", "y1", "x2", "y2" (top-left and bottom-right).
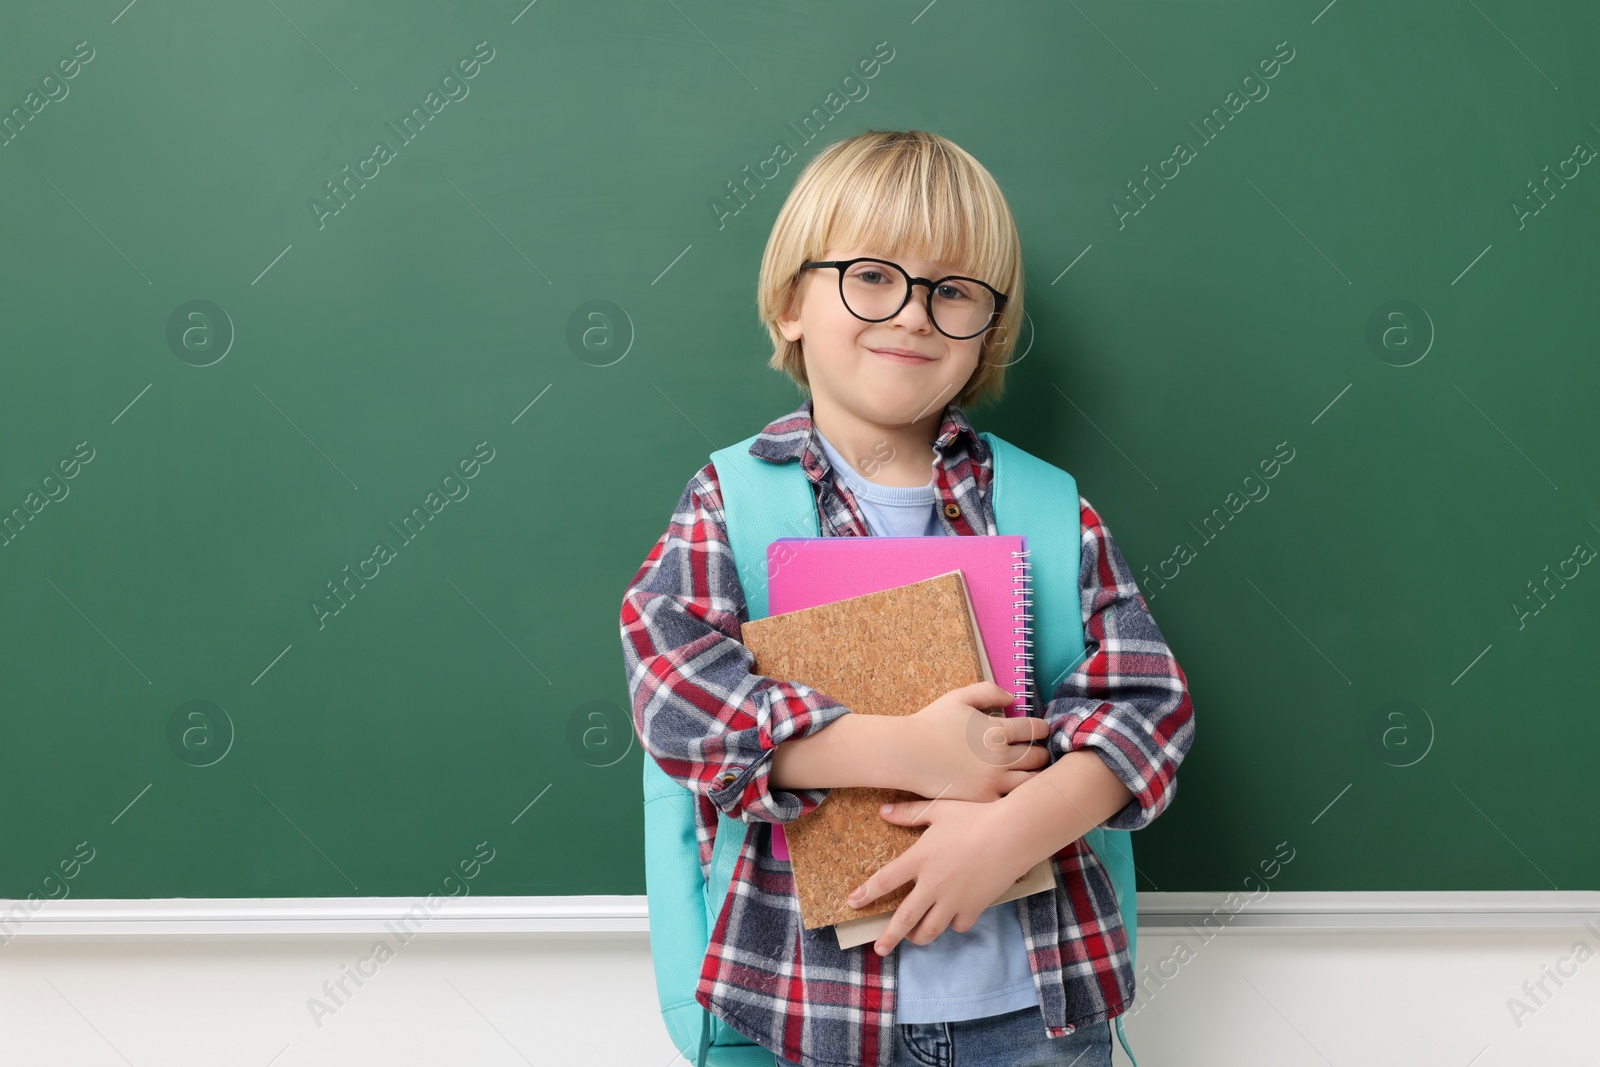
[{"x1": 764, "y1": 535, "x2": 1034, "y2": 861}]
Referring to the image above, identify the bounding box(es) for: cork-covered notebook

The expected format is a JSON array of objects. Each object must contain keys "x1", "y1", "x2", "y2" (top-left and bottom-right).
[{"x1": 739, "y1": 569, "x2": 1056, "y2": 950}]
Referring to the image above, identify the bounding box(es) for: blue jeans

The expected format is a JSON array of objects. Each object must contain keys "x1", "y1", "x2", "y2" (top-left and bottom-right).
[{"x1": 774, "y1": 1006, "x2": 1113, "y2": 1067}]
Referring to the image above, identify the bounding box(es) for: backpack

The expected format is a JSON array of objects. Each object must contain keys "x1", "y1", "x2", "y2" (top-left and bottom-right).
[{"x1": 641, "y1": 430, "x2": 1140, "y2": 1067}]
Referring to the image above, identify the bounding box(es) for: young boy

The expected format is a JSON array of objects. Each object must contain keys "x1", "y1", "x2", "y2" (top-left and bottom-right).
[{"x1": 620, "y1": 130, "x2": 1194, "y2": 1067}]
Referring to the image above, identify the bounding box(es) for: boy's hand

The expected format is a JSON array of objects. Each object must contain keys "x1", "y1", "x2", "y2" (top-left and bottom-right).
[
  {"x1": 844, "y1": 793, "x2": 1032, "y2": 956},
  {"x1": 900, "y1": 681, "x2": 1050, "y2": 803}
]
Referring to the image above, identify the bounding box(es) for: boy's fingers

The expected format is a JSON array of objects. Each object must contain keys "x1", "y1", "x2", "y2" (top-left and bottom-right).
[
  {"x1": 873, "y1": 891, "x2": 930, "y2": 956},
  {"x1": 1008, "y1": 746, "x2": 1048, "y2": 771},
  {"x1": 908, "y1": 904, "x2": 955, "y2": 947},
  {"x1": 848, "y1": 858, "x2": 911, "y2": 910},
  {"x1": 1006, "y1": 717, "x2": 1049, "y2": 743},
  {"x1": 954, "y1": 680, "x2": 1016, "y2": 710},
  {"x1": 977, "y1": 718, "x2": 1048, "y2": 768}
]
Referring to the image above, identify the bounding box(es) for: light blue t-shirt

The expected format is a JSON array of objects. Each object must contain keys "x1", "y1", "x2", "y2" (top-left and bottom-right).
[{"x1": 814, "y1": 428, "x2": 1040, "y2": 1025}]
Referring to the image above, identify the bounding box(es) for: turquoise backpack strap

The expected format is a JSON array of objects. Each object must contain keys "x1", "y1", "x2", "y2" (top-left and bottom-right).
[
  {"x1": 653, "y1": 436, "x2": 818, "y2": 1067},
  {"x1": 710, "y1": 435, "x2": 823, "y2": 620},
  {"x1": 982, "y1": 432, "x2": 1140, "y2": 1066}
]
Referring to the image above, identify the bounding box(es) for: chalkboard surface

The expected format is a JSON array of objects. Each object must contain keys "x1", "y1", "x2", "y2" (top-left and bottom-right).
[{"x1": 2, "y1": 1, "x2": 1595, "y2": 901}]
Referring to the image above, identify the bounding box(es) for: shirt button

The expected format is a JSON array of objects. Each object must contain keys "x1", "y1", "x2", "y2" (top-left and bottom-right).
[
  {"x1": 943, "y1": 502, "x2": 962, "y2": 520},
  {"x1": 717, "y1": 772, "x2": 738, "y2": 788}
]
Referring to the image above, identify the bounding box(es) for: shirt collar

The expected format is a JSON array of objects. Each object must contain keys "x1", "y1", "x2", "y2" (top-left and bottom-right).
[{"x1": 747, "y1": 394, "x2": 986, "y2": 482}]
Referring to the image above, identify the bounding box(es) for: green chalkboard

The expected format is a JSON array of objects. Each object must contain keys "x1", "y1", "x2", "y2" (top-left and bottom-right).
[{"x1": 2, "y1": 0, "x2": 1595, "y2": 901}]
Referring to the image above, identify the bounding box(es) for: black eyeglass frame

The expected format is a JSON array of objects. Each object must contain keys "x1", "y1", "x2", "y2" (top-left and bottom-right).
[{"x1": 798, "y1": 258, "x2": 1010, "y2": 341}]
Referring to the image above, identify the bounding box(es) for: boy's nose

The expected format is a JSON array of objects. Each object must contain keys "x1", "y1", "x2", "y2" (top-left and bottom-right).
[{"x1": 888, "y1": 294, "x2": 934, "y2": 329}]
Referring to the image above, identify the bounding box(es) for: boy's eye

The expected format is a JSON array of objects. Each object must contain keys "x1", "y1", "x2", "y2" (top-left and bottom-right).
[
  {"x1": 851, "y1": 268, "x2": 891, "y2": 285},
  {"x1": 935, "y1": 281, "x2": 973, "y2": 302}
]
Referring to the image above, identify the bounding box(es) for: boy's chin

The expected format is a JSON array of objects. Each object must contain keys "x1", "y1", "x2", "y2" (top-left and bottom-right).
[
  {"x1": 864, "y1": 394, "x2": 953, "y2": 426},
  {"x1": 813, "y1": 378, "x2": 955, "y2": 426}
]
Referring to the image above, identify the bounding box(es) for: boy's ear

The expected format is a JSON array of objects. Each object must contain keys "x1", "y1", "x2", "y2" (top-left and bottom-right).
[{"x1": 776, "y1": 289, "x2": 803, "y2": 342}]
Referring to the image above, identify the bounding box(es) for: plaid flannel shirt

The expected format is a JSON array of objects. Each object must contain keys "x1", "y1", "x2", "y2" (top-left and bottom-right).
[{"x1": 619, "y1": 397, "x2": 1194, "y2": 1067}]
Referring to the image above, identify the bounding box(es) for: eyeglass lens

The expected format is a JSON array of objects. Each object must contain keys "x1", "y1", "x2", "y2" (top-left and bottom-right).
[{"x1": 838, "y1": 260, "x2": 996, "y2": 339}]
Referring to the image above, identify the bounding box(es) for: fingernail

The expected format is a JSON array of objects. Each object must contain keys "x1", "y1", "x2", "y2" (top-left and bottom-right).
[{"x1": 879, "y1": 804, "x2": 892, "y2": 814}]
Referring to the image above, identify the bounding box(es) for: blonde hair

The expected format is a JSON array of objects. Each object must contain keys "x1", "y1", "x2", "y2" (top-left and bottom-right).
[{"x1": 758, "y1": 130, "x2": 1024, "y2": 409}]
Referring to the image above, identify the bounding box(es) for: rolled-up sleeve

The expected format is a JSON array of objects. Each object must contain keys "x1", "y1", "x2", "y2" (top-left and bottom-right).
[
  {"x1": 619, "y1": 462, "x2": 853, "y2": 824},
  {"x1": 1043, "y1": 495, "x2": 1195, "y2": 831}
]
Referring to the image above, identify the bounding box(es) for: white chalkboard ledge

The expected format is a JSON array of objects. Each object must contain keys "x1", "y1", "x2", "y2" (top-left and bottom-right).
[{"x1": 0, "y1": 892, "x2": 1596, "y2": 941}]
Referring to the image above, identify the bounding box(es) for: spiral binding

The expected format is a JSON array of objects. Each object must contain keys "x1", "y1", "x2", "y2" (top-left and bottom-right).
[{"x1": 1011, "y1": 546, "x2": 1033, "y2": 716}]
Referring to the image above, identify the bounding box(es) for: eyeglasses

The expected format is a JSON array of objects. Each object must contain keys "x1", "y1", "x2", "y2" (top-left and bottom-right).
[{"x1": 797, "y1": 257, "x2": 1009, "y2": 341}]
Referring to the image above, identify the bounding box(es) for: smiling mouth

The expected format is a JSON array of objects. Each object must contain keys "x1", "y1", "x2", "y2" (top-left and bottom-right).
[{"x1": 869, "y1": 348, "x2": 935, "y2": 363}]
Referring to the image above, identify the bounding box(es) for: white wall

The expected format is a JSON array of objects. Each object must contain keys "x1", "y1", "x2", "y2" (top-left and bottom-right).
[
  {"x1": 1, "y1": 906, "x2": 1595, "y2": 1065},
  {"x1": 1122, "y1": 930, "x2": 1597, "y2": 1065}
]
